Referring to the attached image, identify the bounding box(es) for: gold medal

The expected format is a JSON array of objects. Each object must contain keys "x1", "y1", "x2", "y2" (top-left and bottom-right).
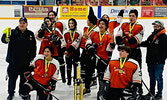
[
  {"x1": 5, "y1": 37, "x2": 10, "y2": 42},
  {"x1": 119, "y1": 69, "x2": 123, "y2": 74},
  {"x1": 44, "y1": 73, "x2": 48, "y2": 77},
  {"x1": 99, "y1": 42, "x2": 103, "y2": 45},
  {"x1": 128, "y1": 33, "x2": 132, "y2": 37}
]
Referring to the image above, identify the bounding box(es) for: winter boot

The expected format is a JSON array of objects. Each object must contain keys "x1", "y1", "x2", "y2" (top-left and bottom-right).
[
  {"x1": 7, "y1": 94, "x2": 14, "y2": 100},
  {"x1": 155, "y1": 94, "x2": 162, "y2": 100}
]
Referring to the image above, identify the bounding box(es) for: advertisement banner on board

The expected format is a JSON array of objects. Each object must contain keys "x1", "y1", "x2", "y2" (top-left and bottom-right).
[
  {"x1": 154, "y1": 7, "x2": 167, "y2": 17},
  {"x1": 107, "y1": 7, "x2": 141, "y2": 17},
  {"x1": 24, "y1": 6, "x2": 53, "y2": 17},
  {"x1": 60, "y1": 6, "x2": 88, "y2": 19},
  {"x1": 141, "y1": 7, "x2": 154, "y2": 17}
]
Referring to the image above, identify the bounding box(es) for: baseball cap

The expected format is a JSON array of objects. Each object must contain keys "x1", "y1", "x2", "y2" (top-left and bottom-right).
[
  {"x1": 152, "y1": 20, "x2": 164, "y2": 27},
  {"x1": 19, "y1": 17, "x2": 27, "y2": 23}
]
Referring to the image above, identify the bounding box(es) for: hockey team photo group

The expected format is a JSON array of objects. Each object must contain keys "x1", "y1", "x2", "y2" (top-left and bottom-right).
[{"x1": 1, "y1": 1, "x2": 167, "y2": 100}]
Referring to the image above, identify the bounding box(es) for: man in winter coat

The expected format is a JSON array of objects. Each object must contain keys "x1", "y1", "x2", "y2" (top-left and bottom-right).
[
  {"x1": 1, "y1": 17, "x2": 36, "y2": 100},
  {"x1": 141, "y1": 20, "x2": 167, "y2": 100}
]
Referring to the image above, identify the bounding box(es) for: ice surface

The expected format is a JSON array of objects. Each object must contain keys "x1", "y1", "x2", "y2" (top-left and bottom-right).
[{"x1": 0, "y1": 19, "x2": 166, "y2": 100}]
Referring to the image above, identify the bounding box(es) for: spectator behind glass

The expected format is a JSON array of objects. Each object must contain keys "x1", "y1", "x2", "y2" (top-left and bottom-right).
[{"x1": 130, "y1": 0, "x2": 140, "y2": 5}]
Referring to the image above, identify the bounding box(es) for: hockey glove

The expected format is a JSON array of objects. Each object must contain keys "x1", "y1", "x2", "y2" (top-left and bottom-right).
[
  {"x1": 127, "y1": 83, "x2": 141, "y2": 100},
  {"x1": 116, "y1": 36, "x2": 123, "y2": 45},
  {"x1": 48, "y1": 79, "x2": 57, "y2": 91},
  {"x1": 41, "y1": 21, "x2": 48, "y2": 29},
  {"x1": 86, "y1": 44, "x2": 96, "y2": 55},
  {"x1": 110, "y1": 43, "x2": 115, "y2": 49},
  {"x1": 51, "y1": 34, "x2": 60, "y2": 44}
]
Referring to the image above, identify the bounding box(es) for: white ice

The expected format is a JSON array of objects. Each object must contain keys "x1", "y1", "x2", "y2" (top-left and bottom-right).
[{"x1": 0, "y1": 19, "x2": 167, "y2": 100}]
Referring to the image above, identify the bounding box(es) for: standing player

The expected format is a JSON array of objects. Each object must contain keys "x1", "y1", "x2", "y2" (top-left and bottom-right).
[
  {"x1": 48, "y1": 9, "x2": 67, "y2": 83},
  {"x1": 79, "y1": 3, "x2": 98, "y2": 88},
  {"x1": 36, "y1": 17, "x2": 66, "y2": 83},
  {"x1": 116, "y1": 9, "x2": 144, "y2": 67},
  {"x1": 84, "y1": 19, "x2": 115, "y2": 99},
  {"x1": 61, "y1": 18, "x2": 82, "y2": 86},
  {"x1": 103, "y1": 46, "x2": 142, "y2": 100},
  {"x1": 21, "y1": 46, "x2": 59, "y2": 100},
  {"x1": 101, "y1": 7, "x2": 126, "y2": 42},
  {"x1": 115, "y1": 9, "x2": 144, "y2": 97}
]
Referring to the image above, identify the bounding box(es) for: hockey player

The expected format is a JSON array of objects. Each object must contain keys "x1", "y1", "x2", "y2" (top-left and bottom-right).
[
  {"x1": 103, "y1": 46, "x2": 142, "y2": 100},
  {"x1": 101, "y1": 7, "x2": 125, "y2": 42},
  {"x1": 61, "y1": 18, "x2": 82, "y2": 86},
  {"x1": 36, "y1": 17, "x2": 66, "y2": 83},
  {"x1": 84, "y1": 19, "x2": 115, "y2": 98},
  {"x1": 48, "y1": 10, "x2": 66, "y2": 34},
  {"x1": 116, "y1": 9, "x2": 144, "y2": 67},
  {"x1": 48, "y1": 10, "x2": 67, "y2": 83},
  {"x1": 1, "y1": 17, "x2": 36, "y2": 100},
  {"x1": 79, "y1": 3, "x2": 98, "y2": 88},
  {"x1": 115, "y1": 9, "x2": 144, "y2": 96},
  {"x1": 21, "y1": 46, "x2": 59, "y2": 100},
  {"x1": 141, "y1": 20, "x2": 167, "y2": 100}
]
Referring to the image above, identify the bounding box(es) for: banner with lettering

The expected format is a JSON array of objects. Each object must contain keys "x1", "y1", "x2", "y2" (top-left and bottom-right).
[
  {"x1": 107, "y1": 6, "x2": 141, "y2": 18},
  {"x1": 24, "y1": 6, "x2": 53, "y2": 17},
  {"x1": 60, "y1": 6, "x2": 88, "y2": 19}
]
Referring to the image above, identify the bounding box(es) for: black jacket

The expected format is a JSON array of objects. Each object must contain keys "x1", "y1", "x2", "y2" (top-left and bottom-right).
[
  {"x1": 1, "y1": 26, "x2": 36, "y2": 69},
  {"x1": 140, "y1": 29, "x2": 167, "y2": 65}
]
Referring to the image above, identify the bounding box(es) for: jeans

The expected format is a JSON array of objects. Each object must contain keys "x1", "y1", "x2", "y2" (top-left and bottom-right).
[{"x1": 148, "y1": 64, "x2": 164, "y2": 96}]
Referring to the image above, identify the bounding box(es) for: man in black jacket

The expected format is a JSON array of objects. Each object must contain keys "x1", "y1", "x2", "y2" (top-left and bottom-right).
[
  {"x1": 1, "y1": 17, "x2": 36, "y2": 100},
  {"x1": 141, "y1": 20, "x2": 167, "y2": 100}
]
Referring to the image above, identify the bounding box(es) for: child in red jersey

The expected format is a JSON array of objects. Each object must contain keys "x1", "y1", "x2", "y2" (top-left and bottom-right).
[
  {"x1": 61, "y1": 18, "x2": 82, "y2": 86},
  {"x1": 21, "y1": 46, "x2": 59, "y2": 100},
  {"x1": 103, "y1": 46, "x2": 142, "y2": 100}
]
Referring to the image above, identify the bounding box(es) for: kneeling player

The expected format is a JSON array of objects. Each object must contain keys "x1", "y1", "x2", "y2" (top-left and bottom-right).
[
  {"x1": 21, "y1": 46, "x2": 59, "y2": 100},
  {"x1": 103, "y1": 46, "x2": 142, "y2": 100}
]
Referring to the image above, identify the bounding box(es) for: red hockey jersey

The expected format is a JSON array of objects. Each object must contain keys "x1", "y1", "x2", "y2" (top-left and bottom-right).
[
  {"x1": 104, "y1": 58, "x2": 141, "y2": 88},
  {"x1": 62, "y1": 29, "x2": 82, "y2": 50},
  {"x1": 37, "y1": 28, "x2": 63, "y2": 57},
  {"x1": 87, "y1": 31, "x2": 114, "y2": 60},
  {"x1": 117, "y1": 22, "x2": 144, "y2": 48},
  {"x1": 31, "y1": 55, "x2": 59, "y2": 85}
]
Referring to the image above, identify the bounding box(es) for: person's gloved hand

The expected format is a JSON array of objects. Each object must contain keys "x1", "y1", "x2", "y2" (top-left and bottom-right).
[
  {"x1": 86, "y1": 44, "x2": 96, "y2": 55},
  {"x1": 116, "y1": 36, "x2": 124, "y2": 45},
  {"x1": 41, "y1": 21, "x2": 48, "y2": 29},
  {"x1": 51, "y1": 34, "x2": 60, "y2": 43}
]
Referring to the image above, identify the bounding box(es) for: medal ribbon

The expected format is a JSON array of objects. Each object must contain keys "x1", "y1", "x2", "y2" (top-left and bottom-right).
[
  {"x1": 99, "y1": 31, "x2": 106, "y2": 42},
  {"x1": 70, "y1": 30, "x2": 76, "y2": 41},
  {"x1": 87, "y1": 25, "x2": 96, "y2": 35},
  {"x1": 47, "y1": 28, "x2": 52, "y2": 34},
  {"x1": 45, "y1": 59, "x2": 51, "y2": 73},
  {"x1": 129, "y1": 21, "x2": 137, "y2": 37},
  {"x1": 120, "y1": 57, "x2": 127, "y2": 70}
]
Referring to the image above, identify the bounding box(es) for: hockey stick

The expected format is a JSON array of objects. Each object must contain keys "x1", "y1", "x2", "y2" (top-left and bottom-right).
[
  {"x1": 31, "y1": 78, "x2": 59, "y2": 100},
  {"x1": 142, "y1": 80, "x2": 155, "y2": 100},
  {"x1": 94, "y1": 54, "x2": 108, "y2": 66}
]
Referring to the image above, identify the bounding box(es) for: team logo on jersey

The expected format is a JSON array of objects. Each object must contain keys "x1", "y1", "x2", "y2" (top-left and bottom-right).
[{"x1": 155, "y1": 39, "x2": 159, "y2": 44}]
